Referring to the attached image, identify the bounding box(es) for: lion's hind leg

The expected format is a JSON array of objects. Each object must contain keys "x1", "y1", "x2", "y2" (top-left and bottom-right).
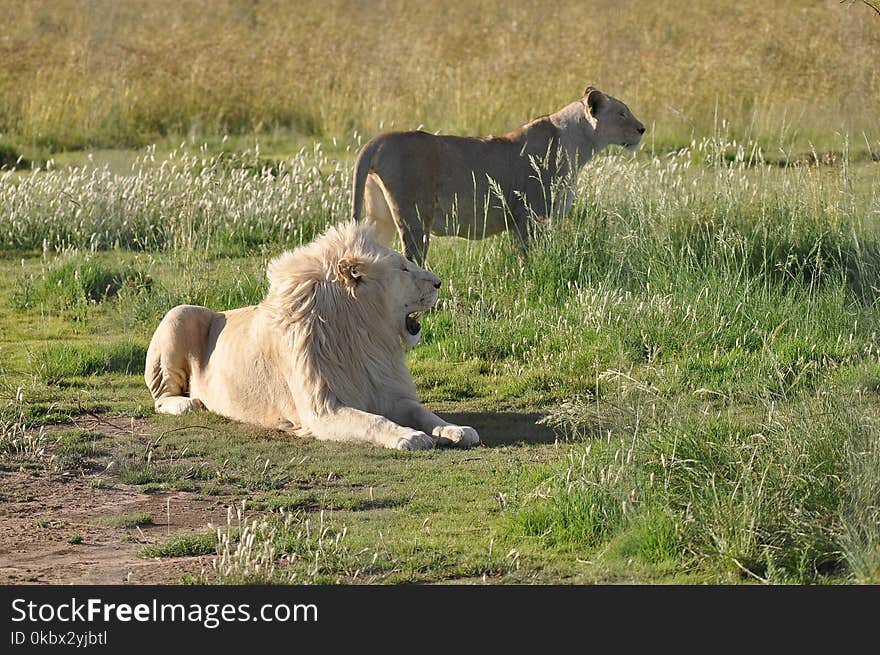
[{"x1": 145, "y1": 305, "x2": 213, "y2": 416}]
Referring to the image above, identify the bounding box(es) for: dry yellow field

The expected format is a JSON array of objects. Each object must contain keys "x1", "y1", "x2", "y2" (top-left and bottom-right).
[{"x1": 1, "y1": 0, "x2": 878, "y2": 151}]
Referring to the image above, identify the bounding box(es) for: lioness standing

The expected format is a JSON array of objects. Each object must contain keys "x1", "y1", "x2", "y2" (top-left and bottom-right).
[{"x1": 351, "y1": 86, "x2": 645, "y2": 264}]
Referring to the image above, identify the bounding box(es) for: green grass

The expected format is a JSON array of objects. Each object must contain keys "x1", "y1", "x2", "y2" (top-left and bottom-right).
[
  {"x1": 509, "y1": 396, "x2": 867, "y2": 583},
  {"x1": 141, "y1": 532, "x2": 217, "y2": 559},
  {"x1": 53, "y1": 429, "x2": 110, "y2": 471},
  {"x1": 115, "y1": 457, "x2": 211, "y2": 488},
  {"x1": 1, "y1": 129, "x2": 879, "y2": 584},
  {"x1": 0, "y1": 147, "x2": 343, "y2": 253},
  {"x1": 34, "y1": 342, "x2": 147, "y2": 385},
  {"x1": 36, "y1": 253, "x2": 151, "y2": 308}
]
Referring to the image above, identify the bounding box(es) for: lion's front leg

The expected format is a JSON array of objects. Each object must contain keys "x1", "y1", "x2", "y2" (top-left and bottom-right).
[
  {"x1": 302, "y1": 406, "x2": 436, "y2": 451},
  {"x1": 391, "y1": 400, "x2": 480, "y2": 448}
]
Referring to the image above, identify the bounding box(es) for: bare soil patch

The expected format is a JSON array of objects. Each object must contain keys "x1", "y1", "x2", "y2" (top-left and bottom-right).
[{"x1": 0, "y1": 470, "x2": 235, "y2": 584}]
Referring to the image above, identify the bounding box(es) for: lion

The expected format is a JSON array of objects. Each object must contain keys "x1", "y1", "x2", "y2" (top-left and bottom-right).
[
  {"x1": 351, "y1": 86, "x2": 645, "y2": 264},
  {"x1": 144, "y1": 222, "x2": 479, "y2": 450}
]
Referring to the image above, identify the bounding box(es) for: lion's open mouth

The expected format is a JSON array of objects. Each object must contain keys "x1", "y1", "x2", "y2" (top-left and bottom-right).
[{"x1": 405, "y1": 312, "x2": 421, "y2": 336}]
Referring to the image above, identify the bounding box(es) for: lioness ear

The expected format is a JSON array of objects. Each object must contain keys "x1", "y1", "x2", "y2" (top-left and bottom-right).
[
  {"x1": 583, "y1": 86, "x2": 605, "y2": 128},
  {"x1": 336, "y1": 257, "x2": 364, "y2": 285}
]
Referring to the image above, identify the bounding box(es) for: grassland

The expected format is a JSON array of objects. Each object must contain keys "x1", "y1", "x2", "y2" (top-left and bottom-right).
[
  {"x1": 2, "y1": 0, "x2": 880, "y2": 585},
  {"x1": 2, "y1": 134, "x2": 879, "y2": 583},
  {"x1": 1, "y1": 0, "x2": 879, "y2": 157}
]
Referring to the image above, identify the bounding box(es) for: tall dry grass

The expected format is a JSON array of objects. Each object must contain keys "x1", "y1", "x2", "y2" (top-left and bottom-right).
[{"x1": 1, "y1": 0, "x2": 878, "y2": 151}]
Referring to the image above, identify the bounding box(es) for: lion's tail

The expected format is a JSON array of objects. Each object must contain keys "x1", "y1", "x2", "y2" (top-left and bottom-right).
[{"x1": 350, "y1": 137, "x2": 382, "y2": 223}]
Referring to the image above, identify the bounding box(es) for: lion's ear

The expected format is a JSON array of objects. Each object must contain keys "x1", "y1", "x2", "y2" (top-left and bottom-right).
[
  {"x1": 336, "y1": 257, "x2": 364, "y2": 285},
  {"x1": 583, "y1": 86, "x2": 605, "y2": 127}
]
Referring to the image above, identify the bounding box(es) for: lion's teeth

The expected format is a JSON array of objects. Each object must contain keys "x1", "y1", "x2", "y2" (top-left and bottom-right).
[{"x1": 405, "y1": 312, "x2": 422, "y2": 336}]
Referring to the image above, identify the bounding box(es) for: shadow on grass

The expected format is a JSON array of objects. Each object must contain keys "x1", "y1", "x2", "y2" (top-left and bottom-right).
[{"x1": 440, "y1": 412, "x2": 561, "y2": 446}]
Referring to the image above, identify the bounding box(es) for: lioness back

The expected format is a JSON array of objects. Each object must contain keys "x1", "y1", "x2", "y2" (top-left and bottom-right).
[
  {"x1": 351, "y1": 86, "x2": 644, "y2": 263},
  {"x1": 365, "y1": 129, "x2": 546, "y2": 239}
]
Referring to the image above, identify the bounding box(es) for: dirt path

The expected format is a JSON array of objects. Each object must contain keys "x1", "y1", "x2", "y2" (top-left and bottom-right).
[{"x1": 0, "y1": 470, "x2": 233, "y2": 584}]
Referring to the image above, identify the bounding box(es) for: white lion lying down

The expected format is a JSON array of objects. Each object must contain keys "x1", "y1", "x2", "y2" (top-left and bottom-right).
[{"x1": 144, "y1": 222, "x2": 479, "y2": 450}]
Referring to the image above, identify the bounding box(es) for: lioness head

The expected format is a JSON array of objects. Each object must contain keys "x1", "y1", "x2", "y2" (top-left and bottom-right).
[
  {"x1": 266, "y1": 222, "x2": 441, "y2": 350},
  {"x1": 583, "y1": 86, "x2": 645, "y2": 153}
]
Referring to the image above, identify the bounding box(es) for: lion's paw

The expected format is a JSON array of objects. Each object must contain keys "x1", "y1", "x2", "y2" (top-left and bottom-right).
[
  {"x1": 433, "y1": 425, "x2": 480, "y2": 448},
  {"x1": 393, "y1": 431, "x2": 436, "y2": 451},
  {"x1": 155, "y1": 396, "x2": 203, "y2": 415}
]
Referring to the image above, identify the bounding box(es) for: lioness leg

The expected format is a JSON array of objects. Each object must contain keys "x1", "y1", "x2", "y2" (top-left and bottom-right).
[
  {"x1": 508, "y1": 208, "x2": 541, "y2": 259},
  {"x1": 390, "y1": 400, "x2": 480, "y2": 448},
  {"x1": 144, "y1": 305, "x2": 212, "y2": 415},
  {"x1": 387, "y1": 201, "x2": 430, "y2": 265},
  {"x1": 302, "y1": 406, "x2": 436, "y2": 450}
]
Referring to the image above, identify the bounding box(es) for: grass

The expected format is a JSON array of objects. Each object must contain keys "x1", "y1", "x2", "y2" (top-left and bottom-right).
[
  {"x1": 141, "y1": 532, "x2": 217, "y2": 559},
  {"x1": 34, "y1": 342, "x2": 147, "y2": 385},
  {"x1": 1, "y1": 1, "x2": 879, "y2": 156},
  {"x1": 511, "y1": 395, "x2": 866, "y2": 583},
  {"x1": 1, "y1": 133, "x2": 879, "y2": 583},
  {"x1": 210, "y1": 507, "x2": 366, "y2": 584},
  {"x1": 0, "y1": 1, "x2": 879, "y2": 584},
  {"x1": 0, "y1": 396, "x2": 52, "y2": 472},
  {"x1": 115, "y1": 457, "x2": 210, "y2": 487},
  {"x1": 0, "y1": 146, "x2": 344, "y2": 253},
  {"x1": 53, "y1": 429, "x2": 109, "y2": 471},
  {"x1": 32, "y1": 253, "x2": 151, "y2": 308}
]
